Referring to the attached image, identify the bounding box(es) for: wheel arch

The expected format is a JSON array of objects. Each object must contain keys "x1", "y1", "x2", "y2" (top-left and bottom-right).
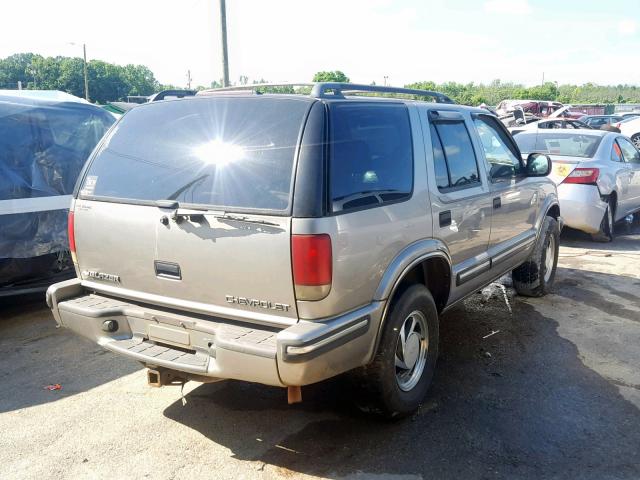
[{"x1": 371, "y1": 241, "x2": 452, "y2": 358}]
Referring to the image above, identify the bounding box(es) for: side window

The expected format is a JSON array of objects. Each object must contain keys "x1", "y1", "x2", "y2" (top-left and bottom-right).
[
  {"x1": 429, "y1": 119, "x2": 481, "y2": 191},
  {"x1": 617, "y1": 138, "x2": 640, "y2": 164},
  {"x1": 473, "y1": 115, "x2": 524, "y2": 181},
  {"x1": 329, "y1": 103, "x2": 413, "y2": 213}
]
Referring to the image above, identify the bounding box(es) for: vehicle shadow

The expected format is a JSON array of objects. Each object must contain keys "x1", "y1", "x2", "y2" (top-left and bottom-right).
[
  {"x1": 163, "y1": 268, "x2": 640, "y2": 479},
  {"x1": 560, "y1": 219, "x2": 640, "y2": 251},
  {"x1": 0, "y1": 296, "x2": 141, "y2": 413}
]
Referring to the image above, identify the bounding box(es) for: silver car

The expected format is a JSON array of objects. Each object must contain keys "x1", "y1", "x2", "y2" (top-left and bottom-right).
[
  {"x1": 515, "y1": 129, "x2": 640, "y2": 241},
  {"x1": 46, "y1": 83, "x2": 561, "y2": 417}
]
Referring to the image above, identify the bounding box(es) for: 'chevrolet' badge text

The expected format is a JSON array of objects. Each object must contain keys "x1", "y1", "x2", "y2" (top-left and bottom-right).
[
  {"x1": 225, "y1": 295, "x2": 290, "y2": 312},
  {"x1": 83, "y1": 270, "x2": 121, "y2": 284}
]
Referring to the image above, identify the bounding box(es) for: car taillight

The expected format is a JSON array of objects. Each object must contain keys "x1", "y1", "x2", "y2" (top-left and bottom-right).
[
  {"x1": 292, "y1": 234, "x2": 332, "y2": 301},
  {"x1": 562, "y1": 167, "x2": 599, "y2": 184},
  {"x1": 615, "y1": 122, "x2": 622, "y2": 129},
  {"x1": 68, "y1": 211, "x2": 77, "y2": 264}
]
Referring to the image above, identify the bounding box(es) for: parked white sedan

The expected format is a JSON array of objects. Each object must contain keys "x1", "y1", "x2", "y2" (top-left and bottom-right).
[
  {"x1": 515, "y1": 129, "x2": 640, "y2": 241},
  {"x1": 617, "y1": 116, "x2": 640, "y2": 148}
]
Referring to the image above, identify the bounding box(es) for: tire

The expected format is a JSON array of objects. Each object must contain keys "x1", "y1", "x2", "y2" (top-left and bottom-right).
[
  {"x1": 512, "y1": 216, "x2": 559, "y2": 297},
  {"x1": 632, "y1": 134, "x2": 640, "y2": 150},
  {"x1": 591, "y1": 198, "x2": 614, "y2": 243},
  {"x1": 351, "y1": 284, "x2": 439, "y2": 419}
]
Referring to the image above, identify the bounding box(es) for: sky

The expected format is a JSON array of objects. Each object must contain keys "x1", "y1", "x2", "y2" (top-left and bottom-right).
[{"x1": 1, "y1": 0, "x2": 639, "y2": 88}]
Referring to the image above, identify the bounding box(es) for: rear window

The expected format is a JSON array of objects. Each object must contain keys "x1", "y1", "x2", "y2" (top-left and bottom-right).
[
  {"x1": 515, "y1": 132, "x2": 603, "y2": 158},
  {"x1": 329, "y1": 103, "x2": 413, "y2": 213},
  {"x1": 80, "y1": 97, "x2": 311, "y2": 212}
]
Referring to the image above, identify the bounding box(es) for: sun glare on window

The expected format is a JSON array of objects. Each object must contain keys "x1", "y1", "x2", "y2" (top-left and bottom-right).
[{"x1": 193, "y1": 139, "x2": 245, "y2": 167}]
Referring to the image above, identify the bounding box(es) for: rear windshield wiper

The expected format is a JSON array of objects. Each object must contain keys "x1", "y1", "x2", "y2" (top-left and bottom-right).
[
  {"x1": 333, "y1": 189, "x2": 402, "y2": 202},
  {"x1": 154, "y1": 200, "x2": 279, "y2": 226}
]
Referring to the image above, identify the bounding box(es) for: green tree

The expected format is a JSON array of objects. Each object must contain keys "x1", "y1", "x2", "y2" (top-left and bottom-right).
[{"x1": 312, "y1": 70, "x2": 350, "y2": 83}]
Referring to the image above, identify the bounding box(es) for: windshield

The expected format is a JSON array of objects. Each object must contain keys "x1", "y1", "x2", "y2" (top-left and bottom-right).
[
  {"x1": 79, "y1": 97, "x2": 311, "y2": 212},
  {"x1": 514, "y1": 132, "x2": 603, "y2": 158}
]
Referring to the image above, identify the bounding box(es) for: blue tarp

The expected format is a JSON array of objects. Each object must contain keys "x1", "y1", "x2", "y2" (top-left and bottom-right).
[{"x1": 0, "y1": 93, "x2": 114, "y2": 285}]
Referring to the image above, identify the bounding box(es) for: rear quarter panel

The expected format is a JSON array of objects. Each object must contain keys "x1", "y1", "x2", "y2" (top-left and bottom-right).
[{"x1": 292, "y1": 104, "x2": 432, "y2": 320}]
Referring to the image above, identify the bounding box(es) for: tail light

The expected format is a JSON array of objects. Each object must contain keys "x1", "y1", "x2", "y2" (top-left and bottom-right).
[
  {"x1": 68, "y1": 211, "x2": 77, "y2": 264},
  {"x1": 615, "y1": 122, "x2": 622, "y2": 129},
  {"x1": 292, "y1": 234, "x2": 332, "y2": 301},
  {"x1": 562, "y1": 167, "x2": 599, "y2": 185}
]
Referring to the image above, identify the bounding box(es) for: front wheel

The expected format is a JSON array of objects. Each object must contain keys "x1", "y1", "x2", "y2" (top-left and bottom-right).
[
  {"x1": 351, "y1": 284, "x2": 439, "y2": 418},
  {"x1": 513, "y1": 216, "x2": 559, "y2": 297},
  {"x1": 632, "y1": 134, "x2": 640, "y2": 150}
]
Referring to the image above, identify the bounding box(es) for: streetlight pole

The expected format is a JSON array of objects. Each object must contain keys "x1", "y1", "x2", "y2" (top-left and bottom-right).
[
  {"x1": 219, "y1": 0, "x2": 230, "y2": 87},
  {"x1": 82, "y1": 43, "x2": 89, "y2": 102}
]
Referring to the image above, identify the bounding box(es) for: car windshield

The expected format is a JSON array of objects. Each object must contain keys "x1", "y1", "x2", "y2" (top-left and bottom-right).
[
  {"x1": 514, "y1": 132, "x2": 603, "y2": 158},
  {"x1": 79, "y1": 97, "x2": 311, "y2": 213}
]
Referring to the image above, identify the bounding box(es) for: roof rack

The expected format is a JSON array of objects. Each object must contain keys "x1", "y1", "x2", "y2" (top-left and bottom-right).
[
  {"x1": 311, "y1": 83, "x2": 455, "y2": 103},
  {"x1": 198, "y1": 82, "x2": 455, "y2": 104},
  {"x1": 198, "y1": 83, "x2": 314, "y2": 96}
]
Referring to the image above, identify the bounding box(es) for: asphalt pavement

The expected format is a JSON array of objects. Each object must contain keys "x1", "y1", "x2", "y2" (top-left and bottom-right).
[{"x1": 0, "y1": 226, "x2": 639, "y2": 480}]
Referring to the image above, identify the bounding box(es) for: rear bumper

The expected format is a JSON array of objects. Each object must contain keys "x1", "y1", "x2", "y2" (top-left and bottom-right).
[
  {"x1": 46, "y1": 279, "x2": 383, "y2": 387},
  {"x1": 557, "y1": 183, "x2": 607, "y2": 234}
]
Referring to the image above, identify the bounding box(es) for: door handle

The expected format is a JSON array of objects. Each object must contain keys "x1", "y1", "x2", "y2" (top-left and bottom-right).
[
  {"x1": 493, "y1": 197, "x2": 502, "y2": 209},
  {"x1": 439, "y1": 210, "x2": 452, "y2": 227}
]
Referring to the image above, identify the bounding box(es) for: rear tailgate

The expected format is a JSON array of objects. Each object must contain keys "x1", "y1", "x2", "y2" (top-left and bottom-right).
[
  {"x1": 72, "y1": 96, "x2": 315, "y2": 327},
  {"x1": 74, "y1": 200, "x2": 297, "y2": 325}
]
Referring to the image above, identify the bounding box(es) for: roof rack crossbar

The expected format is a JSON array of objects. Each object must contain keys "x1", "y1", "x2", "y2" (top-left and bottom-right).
[{"x1": 198, "y1": 82, "x2": 455, "y2": 104}]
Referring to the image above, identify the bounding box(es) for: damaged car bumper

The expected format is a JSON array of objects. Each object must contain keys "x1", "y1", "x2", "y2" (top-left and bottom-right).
[{"x1": 557, "y1": 183, "x2": 608, "y2": 234}]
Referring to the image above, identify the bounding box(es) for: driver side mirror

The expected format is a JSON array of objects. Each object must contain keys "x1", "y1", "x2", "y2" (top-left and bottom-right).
[{"x1": 526, "y1": 152, "x2": 552, "y2": 177}]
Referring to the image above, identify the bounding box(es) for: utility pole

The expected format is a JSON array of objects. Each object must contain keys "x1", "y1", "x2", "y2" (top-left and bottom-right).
[
  {"x1": 83, "y1": 43, "x2": 89, "y2": 101},
  {"x1": 383, "y1": 76, "x2": 389, "y2": 86},
  {"x1": 70, "y1": 43, "x2": 89, "y2": 101},
  {"x1": 187, "y1": 69, "x2": 192, "y2": 89},
  {"x1": 219, "y1": 0, "x2": 230, "y2": 87}
]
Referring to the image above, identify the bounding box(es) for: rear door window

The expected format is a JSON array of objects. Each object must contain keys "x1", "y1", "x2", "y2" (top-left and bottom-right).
[
  {"x1": 429, "y1": 120, "x2": 481, "y2": 191},
  {"x1": 617, "y1": 138, "x2": 640, "y2": 164},
  {"x1": 329, "y1": 103, "x2": 413, "y2": 213},
  {"x1": 79, "y1": 97, "x2": 311, "y2": 213}
]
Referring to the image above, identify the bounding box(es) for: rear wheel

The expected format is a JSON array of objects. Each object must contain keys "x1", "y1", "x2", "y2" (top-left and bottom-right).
[
  {"x1": 513, "y1": 216, "x2": 559, "y2": 297},
  {"x1": 591, "y1": 198, "x2": 614, "y2": 243},
  {"x1": 352, "y1": 284, "x2": 439, "y2": 418}
]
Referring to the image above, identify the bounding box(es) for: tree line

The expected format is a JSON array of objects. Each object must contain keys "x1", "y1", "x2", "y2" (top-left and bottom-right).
[
  {"x1": 0, "y1": 53, "x2": 169, "y2": 104},
  {"x1": 2, "y1": 54, "x2": 640, "y2": 106},
  {"x1": 404, "y1": 80, "x2": 640, "y2": 106}
]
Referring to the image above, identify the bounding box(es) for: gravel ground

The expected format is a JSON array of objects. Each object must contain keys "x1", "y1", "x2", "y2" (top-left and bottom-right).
[{"x1": 0, "y1": 226, "x2": 639, "y2": 480}]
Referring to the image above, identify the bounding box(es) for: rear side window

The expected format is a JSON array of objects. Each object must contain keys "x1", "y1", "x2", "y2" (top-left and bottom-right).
[
  {"x1": 617, "y1": 138, "x2": 640, "y2": 164},
  {"x1": 430, "y1": 120, "x2": 481, "y2": 191},
  {"x1": 80, "y1": 97, "x2": 311, "y2": 213},
  {"x1": 329, "y1": 103, "x2": 413, "y2": 213}
]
